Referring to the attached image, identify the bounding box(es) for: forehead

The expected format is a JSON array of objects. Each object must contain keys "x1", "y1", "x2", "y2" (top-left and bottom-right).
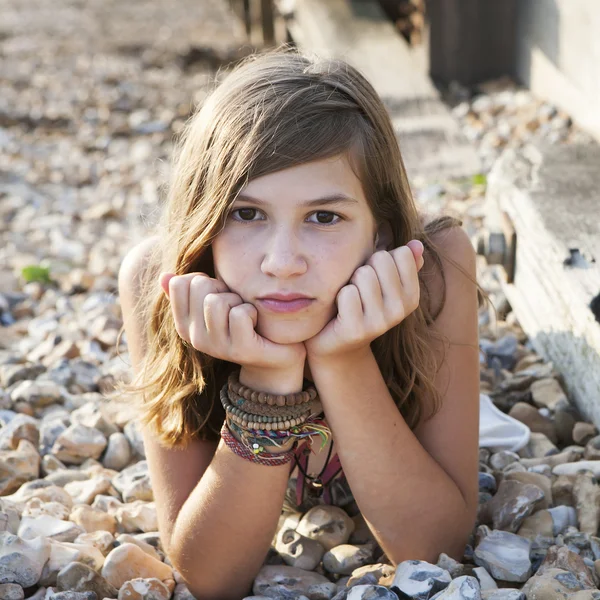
[{"x1": 241, "y1": 154, "x2": 368, "y2": 207}]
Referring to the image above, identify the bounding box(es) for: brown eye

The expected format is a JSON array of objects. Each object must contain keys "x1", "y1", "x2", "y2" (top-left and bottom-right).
[
  {"x1": 233, "y1": 208, "x2": 259, "y2": 221},
  {"x1": 310, "y1": 211, "x2": 341, "y2": 225}
]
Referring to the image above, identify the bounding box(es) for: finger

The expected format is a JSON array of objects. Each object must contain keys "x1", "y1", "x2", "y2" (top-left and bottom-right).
[
  {"x1": 366, "y1": 251, "x2": 403, "y2": 311},
  {"x1": 389, "y1": 246, "x2": 420, "y2": 307},
  {"x1": 406, "y1": 240, "x2": 425, "y2": 270},
  {"x1": 204, "y1": 292, "x2": 244, "y2": 339},
  {"x1": 228, "y1": 304, "x2": 259, "y2": 359},
  {"x1": 336, "y1": 284, "x2": 363, "y2": 328},
  {"x1": 350, "y1": 265, "x2": 385, "y2": 325},
  {"x1": 159, "y1": 273, "x2": 175, "y2": 297},
  {"x1": 168, "y1": 275, "x2": 195, "y2": 340},
  {"x1": 188, "y1": 274, "x2": 228, "y2": 340}
]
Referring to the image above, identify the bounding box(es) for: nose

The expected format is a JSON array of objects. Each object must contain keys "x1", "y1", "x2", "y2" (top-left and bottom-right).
[{"x1": 260, "y1": 227, "x2": 308, "y2": 278}]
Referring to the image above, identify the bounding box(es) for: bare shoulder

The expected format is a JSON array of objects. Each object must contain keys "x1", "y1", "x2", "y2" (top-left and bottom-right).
[
  {"x1": 117, "y1": 236, "x2": 219, "y2": 558},
  {"x1": 421, "y1": 223, "x2": 476, "y2": 322}
]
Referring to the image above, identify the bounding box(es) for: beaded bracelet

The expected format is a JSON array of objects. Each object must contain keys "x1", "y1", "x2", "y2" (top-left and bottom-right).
[
  {"x1": 220, "y1": 384, "x2": 310, "y2": 431},
  {"x1": 227, "y1": 371, "x2": 317, "y2": 407}
]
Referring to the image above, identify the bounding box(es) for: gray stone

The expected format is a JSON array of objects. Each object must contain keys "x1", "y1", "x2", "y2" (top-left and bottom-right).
[
  {"x1": 0, "y1": 583, "x2": 25, "y2": 600},
  {"x1": 473, "y1": 527, "x2": 531, "y2": 582},
  {"x1": 390, "y1": 560, "x2": 452, "y2": 599},
  {"x1": 430, "y1": 576, "x2": 481, "y2": 600},
  {"x1": 0, "y1": 532, "x2": 51, "y2": 587},
  {"x1": 56, "y1": 562, "x2": 117, "y2": 599},
  {"x1": 333, "y1": 585, "x2": 398, "y2": 600}
]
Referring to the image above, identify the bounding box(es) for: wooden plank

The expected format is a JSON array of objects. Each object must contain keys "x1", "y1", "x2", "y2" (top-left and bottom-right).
[
  {"x1": 285, "y1": 0, "x2": 481, "y2": 180},
  {"x1": 485, "y1": 143, "x2": 600, "y2": 426}
]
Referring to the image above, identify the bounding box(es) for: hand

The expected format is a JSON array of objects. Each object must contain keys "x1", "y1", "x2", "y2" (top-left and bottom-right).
[
  {"x1": 159, "y1": 272, "x2": 306, "y2": 373},
  {"x1": 304, "y1": 240, "x2": 425, "y2": 363}
]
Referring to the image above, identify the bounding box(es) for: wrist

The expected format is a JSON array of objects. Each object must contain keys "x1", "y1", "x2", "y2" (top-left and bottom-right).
[{"x1": 239, "y1": 364, "x2": 305, "y2": 395}]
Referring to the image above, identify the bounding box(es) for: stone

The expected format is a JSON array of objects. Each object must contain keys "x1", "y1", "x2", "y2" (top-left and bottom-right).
[
  {"x1": 18, "y1": 515, "x2": 84, "y2": 544},
  {"x1": 390, "y1": 560, "x2": 452, "y2": 599},
  {"x1": 521, "y1": 449, "x2": 581, "y2": 469},
  {"x1": 117, "y1": 578, "x2": 171, "y2": 600},
  {"x1": 472, "y1": 567, "x2": 496, "y2": 590},
  {"x1": 504, "y1": 471, "x2": 552, "y2": 509},
  {"x1": 123, "y1": 421, "x2": 145, "y2": 459},
  {"x1": 0, "y1": 583, "x2": 25, "y2": 600},
  {"x1": 478, "y1": 473, "x2": 496, "y2": 495},
  {"x1": 481, "y1": 588, "x2": 524, "y2": 599},
  {"x1": 573, "y1": 423, "x2": 598, "y2": 446},
  {"x1": 552, "y1": 475, "x2": 575, "y2": 507},
  {"x1": 334, "y1": 585, "x2": 398, "y2": 599},
  {"x1": 553, "y1": 461, "x2": 600, "y2": 477},
  {"x1": 102, "y1": 434, "x2": 132, "y2": 472},
  {"x1": 111, "y1": 462, "x2": 152, "y2": 503},
  {"x1": 38, "y1": 540, "x2": 105, "y2": 588},
  {"x1": 0, "y1": 440, "x2": 40, "y2": 495},
  {"x1": 114, "y1": 535, "x2": 160, "y2": 561},
  {"x1": 0, "y1": 414, "x2": 40, "y2": 451},
  {"x1": 252, "y1": 565, "x2": 331, "y2": 598},
  {"x1": 479, "y1": 479, "x2": 544, "y2": 532},
  {"x1": 346, "y1": 564, "x2": 395, "y2": 588},
  {"x1": 275, "y1": 528, "x2": 325, "y2": 571},
  {"x1": 0, "y1": 532, "x2": 51, "y2": 587},
  {"x1": 51, "y1": 425, "x2": 107, "y2": 465},
  {"x1": 537, "y1": 545, "x2": 596, "y2": 588},
  {"x1": 516, "y1": 510, "x2": 554, "y2": 540},
  {"x1": 429, "y1": 576, "x2": 481, "y2": 600},
  {"x1": 101, "y1": 544, "x2": 173, "y2": 590},
  {"x1": 521, "y1": 567, "x2": 590, "y2": 600},
  {"x1": 517, "y1": 433, "x2": 558, "y2": 459},
  {"x1": 322, "y1": 544, "x2": 375, "y2": 576},
  {"x1": 114, "y1": 501, "x2": 157, "y2": 533},
  {"x1": 56, "y1": 562, "x2": 117, "y2": 599},
  {"x1": 489, "y1": 452, "x2": 519, "y2": 471},
  {"x1": 547, "y1": 506, "x2": 578, "y2": 536},
  {"x1": 296, "y1": 506, "x2": 355, "y2": 551},
  {"x1": 584, "y1": 436, "x2": 600, "y2": 460},
  {"x1": 473, "y1": 527, "x2": 531, "y2": 582},
  {"x1": 436, "y1": 554, "x2": 467, "y2": 578},
  {"x1": 9, "y1": 380, "x2": 65, "y2": 409},
  {"x1": 22, "y1": 497, "x2": 71, "y2": 521},
  {"x1": 172, "y1": 583, "x2": 195, "y2": 600},
  {"x1": 530, "y1": 378, "x2": 568, "y2": 411},
  {"x1": 64, "y1": 477, "x2": 114, "y2": 505},
  {"x1": 69, "y1": 505, "x2": 117, "y2": 535},
  {"x1": 73, "y1": 531, "x2": 115, "y2": 557},
  {"x1": 573, "y1": 472, "x2": 600, "y2": 535},
  {"x1": 508, "y1": 403, "x2": 557, "y2": 444}
]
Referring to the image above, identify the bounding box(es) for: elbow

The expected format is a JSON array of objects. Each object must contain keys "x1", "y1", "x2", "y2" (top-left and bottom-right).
[{"x1": 167, "y1": 542, "x2": 254, "y2": 600}]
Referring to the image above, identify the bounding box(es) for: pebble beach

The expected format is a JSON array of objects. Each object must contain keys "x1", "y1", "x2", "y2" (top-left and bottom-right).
[{"x1": 1, "y1": 1, "x2": 600, "y2": 599}]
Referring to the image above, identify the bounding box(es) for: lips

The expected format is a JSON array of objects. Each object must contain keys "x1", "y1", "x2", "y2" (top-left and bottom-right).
[{"x1": 258, "y1": 293, "x2": 313, "y2": 301}]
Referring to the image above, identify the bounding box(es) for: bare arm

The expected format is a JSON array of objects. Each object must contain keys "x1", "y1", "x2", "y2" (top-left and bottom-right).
[
  {"x1": 118, "y1": 240, "x2": 303, "y2": 600},
  {"x1": 168, "y1": 368, "x2": 302, "y2": 600}
]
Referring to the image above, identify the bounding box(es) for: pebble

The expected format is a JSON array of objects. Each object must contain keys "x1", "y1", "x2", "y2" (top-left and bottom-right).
[{"x1": 390, "y1": 560, "x2": 452, "y2": 599}]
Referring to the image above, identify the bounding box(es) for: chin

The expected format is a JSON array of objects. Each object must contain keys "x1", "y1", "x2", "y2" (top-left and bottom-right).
[{"x1": 256, "y1": 319, "x2": 323, "y2": 345}]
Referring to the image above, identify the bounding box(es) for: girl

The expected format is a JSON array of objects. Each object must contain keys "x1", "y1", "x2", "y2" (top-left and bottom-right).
[{"x1": 117, "y1": 47, "x2": 487, "y2": 600}]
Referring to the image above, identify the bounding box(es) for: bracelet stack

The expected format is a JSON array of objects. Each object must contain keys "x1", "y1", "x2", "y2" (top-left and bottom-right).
[{"x1": 219, "y1": 369, "x2": 331, "y2": 466}]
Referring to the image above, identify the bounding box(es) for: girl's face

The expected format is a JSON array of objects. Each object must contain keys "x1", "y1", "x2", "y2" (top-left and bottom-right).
[{"x1": 211, "y1": 154, "x2": 380, "y2": 345}]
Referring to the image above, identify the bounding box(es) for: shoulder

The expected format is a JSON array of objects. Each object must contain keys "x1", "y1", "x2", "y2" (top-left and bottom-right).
[
  {"x1": 118, "y1": 235, "x2": 162, "y2": 368},
  {"x1": 420, "y1": 221, "x2": 477, "y2": 323},
  {"x1": 118, "y1": 235, "x2": 162, "y2": 295}
]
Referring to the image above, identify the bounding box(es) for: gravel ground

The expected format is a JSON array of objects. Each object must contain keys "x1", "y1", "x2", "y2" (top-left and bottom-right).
[{"x1": 1, "y1": 1, "x2": 600, "y2": 599}]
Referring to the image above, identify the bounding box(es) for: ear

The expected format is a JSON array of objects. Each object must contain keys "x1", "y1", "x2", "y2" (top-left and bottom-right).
[{"x1": 374, "y1": 220, "x2": 393, "y2": 251}]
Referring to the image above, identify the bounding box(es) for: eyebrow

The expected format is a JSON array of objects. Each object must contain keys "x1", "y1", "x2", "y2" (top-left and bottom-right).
[{"x1": 235, "y1": 193, "x2": 359, "y2": 208}]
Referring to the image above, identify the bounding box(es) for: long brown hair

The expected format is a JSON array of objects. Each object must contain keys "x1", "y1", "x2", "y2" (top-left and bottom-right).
[{"x1": 114, "y1": 47, "x2": 491, "y2": 449}]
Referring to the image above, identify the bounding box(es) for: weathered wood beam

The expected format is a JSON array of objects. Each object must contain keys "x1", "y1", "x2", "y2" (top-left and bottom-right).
[{"x1": 482, "y1": 143, "x2": 600, "y2": 426}]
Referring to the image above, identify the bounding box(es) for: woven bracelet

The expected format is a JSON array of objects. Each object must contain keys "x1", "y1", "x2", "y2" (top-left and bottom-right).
[{"x1": 220, "y1": 420, "x2": 296, "y2": 466}]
